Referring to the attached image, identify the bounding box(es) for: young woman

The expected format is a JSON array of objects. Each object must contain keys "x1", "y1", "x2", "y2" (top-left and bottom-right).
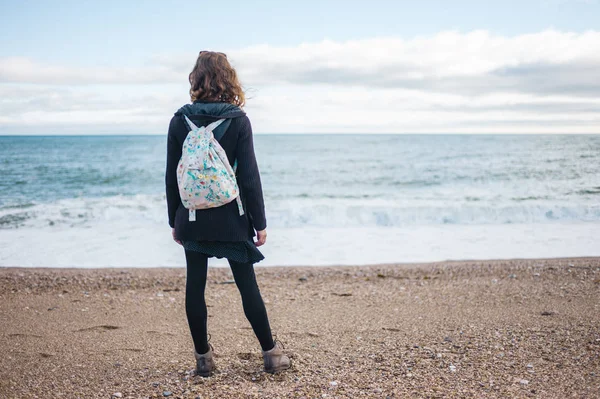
[{"x1": 165, "y1": 51, "x2": 290, "y2": 377}]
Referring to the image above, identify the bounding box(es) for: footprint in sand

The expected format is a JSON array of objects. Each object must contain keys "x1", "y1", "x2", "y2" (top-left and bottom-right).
[
  {"x1": 8, "y1": 333, "x2": 44, "y2": 338},
  {"x1": 75, "y1": 325, "x2": 120, "y2": 332},
  {"x1": 106, "y1": 348, "x2": 144, "y2": 353},
  {"x1": 145, "y1": 330, "x2": 175, "y2": 336}
]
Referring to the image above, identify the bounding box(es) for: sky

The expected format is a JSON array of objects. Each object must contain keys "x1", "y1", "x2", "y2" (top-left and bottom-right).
[{"x1": 1, "y1": 0, "x2": 599, "y2": 134}]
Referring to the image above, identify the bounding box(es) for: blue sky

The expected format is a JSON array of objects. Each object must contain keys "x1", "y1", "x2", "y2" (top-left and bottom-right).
[
  {"x1": 2, "y1": 0, "x2": 599, "y2": 64},
  {"x1": 1, "y1": 0, "x2": 599, "y2": 134}
]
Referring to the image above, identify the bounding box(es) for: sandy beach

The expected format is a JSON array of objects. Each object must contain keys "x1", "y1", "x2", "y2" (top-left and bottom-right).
[{"x1": 1, "y1": 257, "x2": 599, "y2": 398}]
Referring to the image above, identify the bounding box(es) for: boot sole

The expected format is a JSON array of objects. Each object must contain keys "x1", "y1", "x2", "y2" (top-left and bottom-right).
[
  {"x1": 264, "y1": 364, "x2": 291, "y2": 374},
  {"x1": 196, "y1": 370, "x2": 213, "y2": 377}
]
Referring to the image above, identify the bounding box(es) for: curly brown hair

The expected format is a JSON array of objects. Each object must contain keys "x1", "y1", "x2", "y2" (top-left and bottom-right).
[{"x1": 188, "y1": 51, "x2": 245, "y2": 107}]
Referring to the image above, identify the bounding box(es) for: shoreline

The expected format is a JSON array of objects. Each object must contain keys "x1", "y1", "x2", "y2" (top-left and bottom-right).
[
  {"x1": 2, "y1": 255, "x2": 599, "y2": 270},
  {"x1": 1, "y1": 257, "x2": 599, "y2": 398},
  {"x1": 3, "y1": 223, "x2": 600, "y2": 268}
]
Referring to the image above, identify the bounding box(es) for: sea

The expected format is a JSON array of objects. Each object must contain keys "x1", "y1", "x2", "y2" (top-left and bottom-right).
[{"x1": 1, "y1": 134, "x2": 599, "y2": 268}]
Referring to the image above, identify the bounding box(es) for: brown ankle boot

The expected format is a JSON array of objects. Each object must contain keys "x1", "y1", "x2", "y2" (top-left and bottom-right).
[
  {"x1": 194, "y1": 344, "x2": 215, "y2": 377},
  {"x1": 262, "y1": 341, "x2": 291, "y2": 373}
]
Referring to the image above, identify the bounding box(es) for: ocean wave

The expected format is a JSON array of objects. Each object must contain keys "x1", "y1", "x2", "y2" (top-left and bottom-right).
[
  {"x1": 267, "y1": 200, "x2": 600, "y2": 227},
  {"x1": 0, "y1": 194, "x2": 167, "y2": 229},
  {"x1": 1, "y1": 194, "x2": 600, "y2": 230},
  {"x1": 576, "y1": 187, "x2": 600, "y2": 195}
]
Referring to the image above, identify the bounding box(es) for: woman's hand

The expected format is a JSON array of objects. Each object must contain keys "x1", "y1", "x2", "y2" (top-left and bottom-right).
[
  {"x1": 172, "y1": 228, "x2": 182, "y2": 245},
  {"x1": 255, "y1": 229, "x2": 267, "y2": 247}
]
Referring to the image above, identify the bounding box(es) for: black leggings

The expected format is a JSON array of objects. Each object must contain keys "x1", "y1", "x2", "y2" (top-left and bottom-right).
[{"x1": 184, "y1": 249, "x2": 274, "y2": 354}]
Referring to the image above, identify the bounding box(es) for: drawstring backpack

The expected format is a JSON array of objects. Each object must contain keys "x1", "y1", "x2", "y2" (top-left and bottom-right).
[{"x1": 177, "y1": 115, "x2": 245, "y2": 221}]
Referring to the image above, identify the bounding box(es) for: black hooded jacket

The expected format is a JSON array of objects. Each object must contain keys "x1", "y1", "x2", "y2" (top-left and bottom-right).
[{"x1": 165, "y1": 100, "x2": 267, "y2": 241}]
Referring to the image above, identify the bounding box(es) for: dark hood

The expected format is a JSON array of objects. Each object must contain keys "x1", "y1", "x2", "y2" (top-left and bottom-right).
[{"x1": 174, "y1": 101, "x2": 246, "y2": 140}]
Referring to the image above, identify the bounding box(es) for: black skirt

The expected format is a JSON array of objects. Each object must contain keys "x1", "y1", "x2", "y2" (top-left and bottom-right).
[{"x1": 182, "y1": 239, "x2": 265, "y2": 264}]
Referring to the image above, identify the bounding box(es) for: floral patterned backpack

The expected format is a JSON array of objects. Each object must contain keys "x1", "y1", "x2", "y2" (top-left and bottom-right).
[{"x1": 177, "y1": 115, "x2": 245, "y2": 221}]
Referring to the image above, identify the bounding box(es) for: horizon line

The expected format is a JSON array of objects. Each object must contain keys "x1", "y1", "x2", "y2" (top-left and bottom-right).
[{"x1": 1, "y1": 132, "x2": 599, "y2": 137}]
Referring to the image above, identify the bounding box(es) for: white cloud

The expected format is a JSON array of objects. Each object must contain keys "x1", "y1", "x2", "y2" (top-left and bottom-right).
[
  {"x1": 231, "y1": 30, "x2": 600, "y2": 97},
  {"x1": 242, "y1": 85, "x2": 600, "y2": 133},
  {"x1": 1, "y1": 29, "x2": 599, "y2": 134},
  {"x1": 0, "y1": 57, "x2": 180, "y2": 85}
]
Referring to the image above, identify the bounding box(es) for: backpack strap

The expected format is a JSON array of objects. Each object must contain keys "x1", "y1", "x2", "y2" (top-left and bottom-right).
[
  {"x1": 183, "y1": 115, "x2": 197, "y2": 130},
  {"x1": 182, "y1": 115, "x2": 225, "y2": 133},
  {"x1": 235, "y1": 194, "x2": 244, "y2": 216},
  {"x1": 206, "y1": 118, "x2": 226, "y2": 135}
]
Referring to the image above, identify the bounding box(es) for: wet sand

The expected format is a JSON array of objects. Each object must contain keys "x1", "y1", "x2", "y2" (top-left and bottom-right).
[{"x1": 1, "y1": 257, "x2": 599, "y2": 398}]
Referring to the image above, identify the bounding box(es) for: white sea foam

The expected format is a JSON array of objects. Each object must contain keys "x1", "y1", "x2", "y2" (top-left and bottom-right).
[
  {"x1": 1, "y1": 224, "x2": 599, "y2": 268},
  {"x1": 0, "y1": 194, "x2": 167, "y2": 229},
  {"x1": 2, "y1": 194, "x2": 600, "y2": 231},
  {"x1": 1, "y1": 208, "x2": 599, "y2": 267}
]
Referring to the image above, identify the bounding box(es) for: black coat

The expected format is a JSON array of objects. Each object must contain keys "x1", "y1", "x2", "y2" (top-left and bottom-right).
[{"x1": 165, "y1": 101, "x2": 267, "y2": 242}]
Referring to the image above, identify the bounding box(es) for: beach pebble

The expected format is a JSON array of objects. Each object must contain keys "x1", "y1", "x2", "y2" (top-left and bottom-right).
[
  {"x1": 299, "y1": 276, "x2": 308, "y2": 282},
  {"x1": 329, "y1": 381, "x2": 338, "y2": 387},
  {"x1": 449, "y1": 364, "x2": 457, "y2": 372},
  {"x1": 509, "y1": 274, "x2": 517, "y2": 279},
  {"x1": 520, "y1": 379, "x2": 529, "y2": 385},
  {"x1": 112, "y1": 393, "x2": 122, "y2": 398},
  {"x1": 163, "y1": 391, "x2": 172, "y2": 397}
]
